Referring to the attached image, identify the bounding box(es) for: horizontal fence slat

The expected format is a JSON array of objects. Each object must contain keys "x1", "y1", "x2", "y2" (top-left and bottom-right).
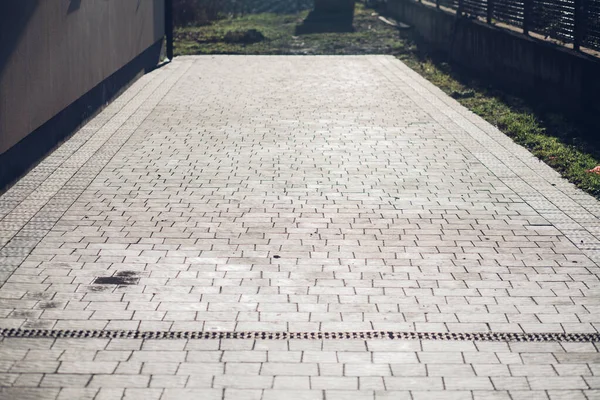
[
  {"x1": 529, "y1": 0, "x2": 576, "y2": 44},
  {"x1": 493, "y1": 0, "x2": 525, "y2": 26}
]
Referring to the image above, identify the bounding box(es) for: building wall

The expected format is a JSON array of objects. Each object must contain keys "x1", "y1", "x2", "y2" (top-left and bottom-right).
[
  {"x1": 385, "y1": 0, "x2": 600, "y2": 116},
  {"x1": 0, "y1": 0, "x2": 165, "y2": 156}
]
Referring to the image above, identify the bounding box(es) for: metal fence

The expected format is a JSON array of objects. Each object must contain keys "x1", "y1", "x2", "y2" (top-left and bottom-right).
[{"x1": 428, "y1": 0, "x2": 600, "y2": 51}]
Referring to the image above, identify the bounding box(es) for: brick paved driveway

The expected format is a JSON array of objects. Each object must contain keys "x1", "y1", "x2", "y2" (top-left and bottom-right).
[{"x1": 1, "y1": 56, "x2": 600, "y2": 399}]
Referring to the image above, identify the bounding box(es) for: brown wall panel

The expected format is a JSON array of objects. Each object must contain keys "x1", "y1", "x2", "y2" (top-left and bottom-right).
[{"x1": 0, "y1": 0, "x2": 165, "y2": 155}]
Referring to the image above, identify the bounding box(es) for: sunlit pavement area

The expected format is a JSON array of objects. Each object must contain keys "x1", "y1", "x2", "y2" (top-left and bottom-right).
[{"x1": 1, "y1": 55, "x2": 600, "y2": 399}]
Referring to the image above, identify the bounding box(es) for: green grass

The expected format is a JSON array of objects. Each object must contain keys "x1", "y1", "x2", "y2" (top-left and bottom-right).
[
  {"x1": 174, "y1": 5, "x2": 405, "y2": 55},
  {"x1": 174, "y1": 3, "x2": 600, "y2": 198}
]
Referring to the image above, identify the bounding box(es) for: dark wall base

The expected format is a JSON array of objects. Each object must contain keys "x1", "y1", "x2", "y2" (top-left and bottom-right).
[
  {"x1": 385, "y1": 0, "x2": 600, "y2": 118},
  {"x1": 0, "y1": 40, "x2": 163, "y2": 193}
]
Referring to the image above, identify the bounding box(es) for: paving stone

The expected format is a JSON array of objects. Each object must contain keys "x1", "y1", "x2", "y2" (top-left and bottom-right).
[
  {"x1": 161, "y1": 389, "x2": 222, "y2": 400},
  {"x1": 2, "y1": 55, "x2": 600, "y2": 399}
]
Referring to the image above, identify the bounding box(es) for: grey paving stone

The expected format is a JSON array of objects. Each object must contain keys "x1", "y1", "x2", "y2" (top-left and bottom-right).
[{"x1": 2, "y1": 55, "x2": 600, "y2": 399}]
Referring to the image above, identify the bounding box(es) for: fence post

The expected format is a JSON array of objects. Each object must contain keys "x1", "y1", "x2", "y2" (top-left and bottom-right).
[
  {"x1": 523, "y1": 0, "x2": 530, "y2": 35},
  {"x1": 436, "y1": 0, "x2": 440, "y2": 9},
  {"x1": 573, "y1": 0, "x2": 583, "y2": 50},
  {"x1": 458, "y1": 0, "x2": 464, "y2": 16},
  {"x1": 165, "y1": 0, "x2": 174, "y2": 60},
  {"x1": 487, "y1": 0, "x2": 493, "y2": 23}
]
